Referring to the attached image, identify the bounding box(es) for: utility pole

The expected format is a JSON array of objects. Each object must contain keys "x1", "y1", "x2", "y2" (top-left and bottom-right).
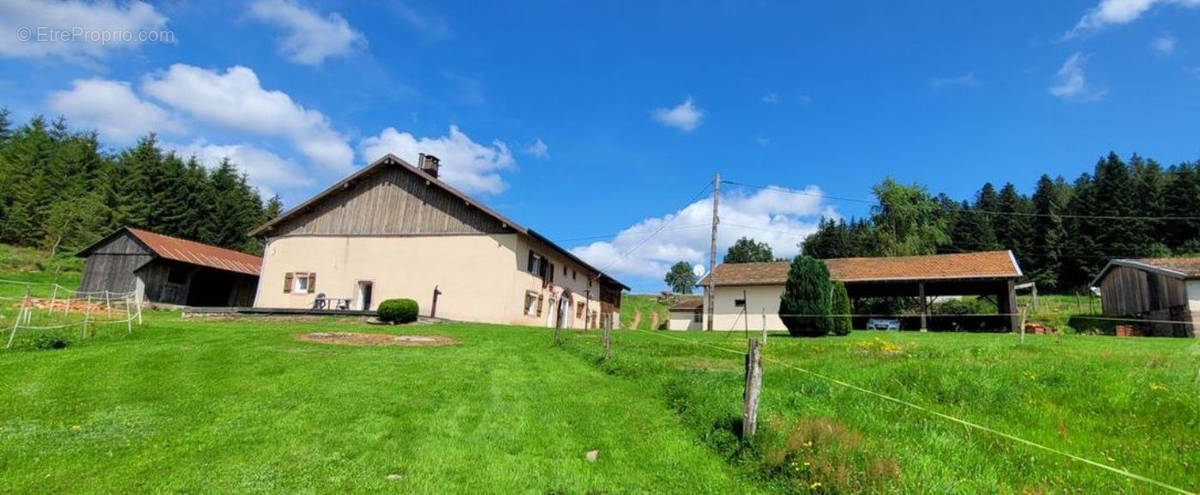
[{"x1": 707, "y1": 172, "x2": 720, "y2": 331}]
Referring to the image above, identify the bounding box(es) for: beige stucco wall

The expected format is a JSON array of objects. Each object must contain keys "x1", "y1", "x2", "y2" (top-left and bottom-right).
[
  {"x1": 701, "y1": 285, "x2": 786, "y2": 331},
  {"x1": 254, "y1": 234, "x2": 617, "y2": 328}
]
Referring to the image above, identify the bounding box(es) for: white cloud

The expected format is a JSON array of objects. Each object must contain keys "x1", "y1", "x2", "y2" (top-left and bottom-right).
[
  {"x1": 247, "y1": 0, "x2": 365, "y2": 65},
  {"x1": 47, "y1": 78, "x2": 183, "y2": 144},
  {"x1": 389, "y1": 3, "x2": 452, "y2": 43},
  {"x1": 142, "y1": 64, "x2": 354, "y2": 173},
  {"x1": 525, "y1": 138, "x2": 549, "y2": 159},
  {"x1": 651, "y1": 97, "x2": 704, "y2": 132},
  {"x1": 0, "y1": 0, "x2": 168, "y2": 62},
  {"x1": 570, "y1": 186, "x2": 835, "y2": 283},
  {"x1": 1066, "y1": 0, "x2": 1200, "y2": 38},
  {"x1": 359, "y1": 125, "x2": 515, "y2": 195},
  {"x1": 930, "y1": 72, "x2": 980, "y2": 89},
  {"x1": 1050, "y1": 52, "x2": 1106, "y2": 101},
  {"x1": 166, "y1": 140, "x2": 315, "y2": 197},
  {"x1": 1152, "y1": 33, "x2": 1177, "y2": 53},
  {"x1": 761, "y1": 93, "x2": 779, "y2": 104}
]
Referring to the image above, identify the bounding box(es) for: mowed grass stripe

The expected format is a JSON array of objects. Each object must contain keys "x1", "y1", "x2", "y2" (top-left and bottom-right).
[{"x1": 0, "y1": 315, "x2": 755, "y2": 493}]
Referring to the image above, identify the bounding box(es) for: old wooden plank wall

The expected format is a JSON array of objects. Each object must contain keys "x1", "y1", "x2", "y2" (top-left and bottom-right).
[
  {"x1": 1100, "y1": 265, "x2": 1187, "y2": 316},
  {"x1": 78, "y1": 232, "x2": 153, "y2": 294},
  {"x1": 272, "y1": 166, "x2": 509, "y2": 236}
]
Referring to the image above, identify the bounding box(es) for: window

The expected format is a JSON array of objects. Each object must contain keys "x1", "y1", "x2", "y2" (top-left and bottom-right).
[
  {"x1": 537, "y1": 294, "x2": 544, "y2": 316},
  {"x1": 524, "y1": 292, "x2": 539, "y2": 316},
  {"x1": 693, "y1": 309, "x2": 703, "y2": 323},
  {"x1": 734, "y1": 298, "x2": 746, "y2": 308},
  {"x1": 563, "y1": 265, "x2": 568, "y2": 276},
  {"x1": 294, "y1": 273, "x2": 311, "y2": 293},
  {"x1": 527, "y1": 251, "x2": 544, "y2": 275},
  {"x1": 572, "y1": 269, "x2": 577, "y2": 281},
  {"x1": 577, "y1": 301, "x2": 585, "y2": 318},
  {"x1": 283, "y1": 272, "x2": 315, "y2": 294}
]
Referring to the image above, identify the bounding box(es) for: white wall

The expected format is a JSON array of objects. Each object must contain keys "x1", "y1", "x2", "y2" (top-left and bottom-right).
[
  {"x1": 701, "y1": 285, "x2": 786, "y2": 331},
  {"x1": 668, "y1": 311, "x2": 702, "y2": 331}
]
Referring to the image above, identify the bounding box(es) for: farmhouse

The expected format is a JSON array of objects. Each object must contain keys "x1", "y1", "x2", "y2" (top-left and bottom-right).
[
  {"x1": 250, "y1": 153, "x2": 627, "y2": 328},
  {"x1": 77, "y1": 227, "x2": 261, "y2": 307},
  {"x1": 1091, "y1": 257, "x2": 1200, "y2": 337},
  {"x1": 696, "y1": 250, "x2": 1023, "y2": 332}
]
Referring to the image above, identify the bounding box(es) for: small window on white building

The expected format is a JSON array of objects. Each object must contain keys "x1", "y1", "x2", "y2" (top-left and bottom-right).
[
  {"x1": 693, "y1": 309, "x2": 703, "y2": 323},
  {"x1": 734, "y1": 298, "x2": 745, "y2": 308}
]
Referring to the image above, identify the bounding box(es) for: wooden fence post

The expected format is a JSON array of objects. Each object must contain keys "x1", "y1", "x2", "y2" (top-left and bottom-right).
[
  {"x1": 743, "y1": 338, "x2": 764, "y2": 438},
  {"x1": 602, "y1": 318, "x2": 612, "y2": 359},
  {"x1": 761, "y1": 308, "x2": 767, "y2": 345}
]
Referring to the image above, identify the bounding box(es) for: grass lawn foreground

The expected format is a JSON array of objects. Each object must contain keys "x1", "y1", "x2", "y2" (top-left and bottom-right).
[{"x1": 1, "y1": 255, "x2": 1198, "y2": 493}]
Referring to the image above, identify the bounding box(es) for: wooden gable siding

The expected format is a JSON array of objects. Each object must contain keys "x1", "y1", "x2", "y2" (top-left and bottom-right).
[
  {"x1": 272, "y1": 166, "x2": 509, "y2": 236},
  {"x1": 1100, "y1": 265, "x2": 1188, "y2": 316},
  {"x1": 78, "y1": 232, "x2": 153, "y2": 294}
]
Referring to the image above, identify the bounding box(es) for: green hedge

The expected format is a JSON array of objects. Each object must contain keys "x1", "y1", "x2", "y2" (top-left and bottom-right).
[{"x1": 377, "y1": 298, "x2": 419, "y2": 324}]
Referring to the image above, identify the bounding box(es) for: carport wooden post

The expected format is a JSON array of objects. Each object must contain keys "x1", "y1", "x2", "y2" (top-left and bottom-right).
[
  {"x1": 918, "y1": 282, "x2": 928, "y2": 332},
  {"x1": 742, "y1": 338, "x2": 764, "y2": 438},
  {"x1": 1003, "y1": 280, "x2": 1019, "y2": 332}
]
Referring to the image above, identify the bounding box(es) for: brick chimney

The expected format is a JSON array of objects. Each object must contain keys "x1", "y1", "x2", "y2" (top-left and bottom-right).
[{"x1": 418, "y1": 153, "x2": 440, "y2": 178}]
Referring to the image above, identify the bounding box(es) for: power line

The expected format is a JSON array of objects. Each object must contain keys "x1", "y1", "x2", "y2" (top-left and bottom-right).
[
  {"x1": 722, "y1": 180, "x2": 1200, "y2": 221},
  {"x1": 590, "y1": 180, "x2": 714, "y2": 279}
]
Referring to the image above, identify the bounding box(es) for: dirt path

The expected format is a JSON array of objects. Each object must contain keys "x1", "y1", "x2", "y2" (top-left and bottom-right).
[
  {"x1": 649, "y1": 311, "x2": 660, "y2": 330},
  {"x1": 629, "y1": 309, "x2": 641, "y2": 330}
]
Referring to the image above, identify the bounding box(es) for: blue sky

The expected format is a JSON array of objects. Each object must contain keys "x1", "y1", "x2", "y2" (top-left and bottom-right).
[{"x1": 2, "y1": 0, "x2": 1199, "y2": 291}]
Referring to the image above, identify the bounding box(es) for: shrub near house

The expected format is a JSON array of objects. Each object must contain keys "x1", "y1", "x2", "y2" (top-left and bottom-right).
[{"x1": 377, "y1": 298, "x2": 419, "y2": 324}]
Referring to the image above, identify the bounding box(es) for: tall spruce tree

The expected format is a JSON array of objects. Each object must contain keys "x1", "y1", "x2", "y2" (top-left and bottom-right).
[{"x1": 779, "y1": 255, "x2": 833, "y2": 337}]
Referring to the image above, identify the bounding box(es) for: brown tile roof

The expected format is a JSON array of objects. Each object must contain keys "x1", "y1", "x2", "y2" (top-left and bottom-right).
[
  {"x1": 1093, "y1": 257, "x2": 1200, "y2": 284},
  {"x1": 668, "y1": 297, "x2": 704, "y2": 311},
  {"x1": 698, "y1": 250, "x2": 1021, "y2": 286},
  {"x1": 126, "y1": 227, "x2": 262, "y2": 276}
]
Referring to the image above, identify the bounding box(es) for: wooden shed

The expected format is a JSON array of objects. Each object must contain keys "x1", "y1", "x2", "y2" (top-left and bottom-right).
[
  {"x1": 1092, "y1": 258, "x2": 1200, "y2": 337},
  {"x1": 77, "y1": 227, "x2": 262, "y2": 307}
]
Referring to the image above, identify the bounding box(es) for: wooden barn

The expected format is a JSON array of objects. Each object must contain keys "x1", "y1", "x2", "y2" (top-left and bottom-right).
[
  {"x1": 77, "y1": 227, "x2": 262, "y2": 307},
  {"x1": 1092, "y1": 258, "x2": 1200, "y2": 337}
]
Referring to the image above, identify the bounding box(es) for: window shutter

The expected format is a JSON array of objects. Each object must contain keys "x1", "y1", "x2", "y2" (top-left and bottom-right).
[
  {"x1": 308, "y1": 273, "x2": 316, "y2": 293},
  {"x1": 527, "y1": 250, "x2": 535, "y2": 272},
  {"x1": 284, "y1": 273, "x2": 293, "y2": 293},
  {"x1": 549, "y1": 263, "x2": 555, "y2": 283}
]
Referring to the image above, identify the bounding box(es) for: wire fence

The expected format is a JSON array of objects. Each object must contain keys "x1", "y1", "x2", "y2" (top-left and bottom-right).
[
  {"x1": 623, "y1": 327, "x2": 1197, "y2": 495},
  {"x1": 1, "y1": 279, "x2": 143, "y2": 349}
]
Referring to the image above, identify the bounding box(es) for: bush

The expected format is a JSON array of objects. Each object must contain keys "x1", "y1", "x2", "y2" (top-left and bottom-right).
[
  {"x1": 377, "y1": 298, "x2": 419, "y2": 324},
  {"x1": 32, "y1": 331, "x2": 71, "y2": 350},
  {"x1": 829, "y1": 281, "x2": 852, "y2": 336},
  {"x1": 779, "y1": 255, "x2": 831, "y2": 337}
]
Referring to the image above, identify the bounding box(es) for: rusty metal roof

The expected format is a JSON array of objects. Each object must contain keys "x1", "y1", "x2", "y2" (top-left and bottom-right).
[
  {"x1": 111, "y1": 227, "x2": 262, "y2": 276},
  {"x1": 698, "y1": 250, "x2": 1022, "y2": 286}
]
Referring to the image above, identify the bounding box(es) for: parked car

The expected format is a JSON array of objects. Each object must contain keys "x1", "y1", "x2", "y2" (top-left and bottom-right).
[{"x1": 866, "y1": 318, "x2": 900, "y2": 331}]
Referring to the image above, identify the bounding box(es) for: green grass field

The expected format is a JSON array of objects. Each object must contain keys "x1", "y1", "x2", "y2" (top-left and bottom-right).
[
  {"x1": 620, "y1": 293, "x2": 669, "y2": 330},
  {"x1": 1, "y1": 249, "x2": 1198, "y2": 493}
]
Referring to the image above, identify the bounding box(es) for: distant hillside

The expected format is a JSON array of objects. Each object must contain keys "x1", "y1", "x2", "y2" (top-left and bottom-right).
[{"x1": 620, "y1": 293, "x2": 672, "y2": 330}]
